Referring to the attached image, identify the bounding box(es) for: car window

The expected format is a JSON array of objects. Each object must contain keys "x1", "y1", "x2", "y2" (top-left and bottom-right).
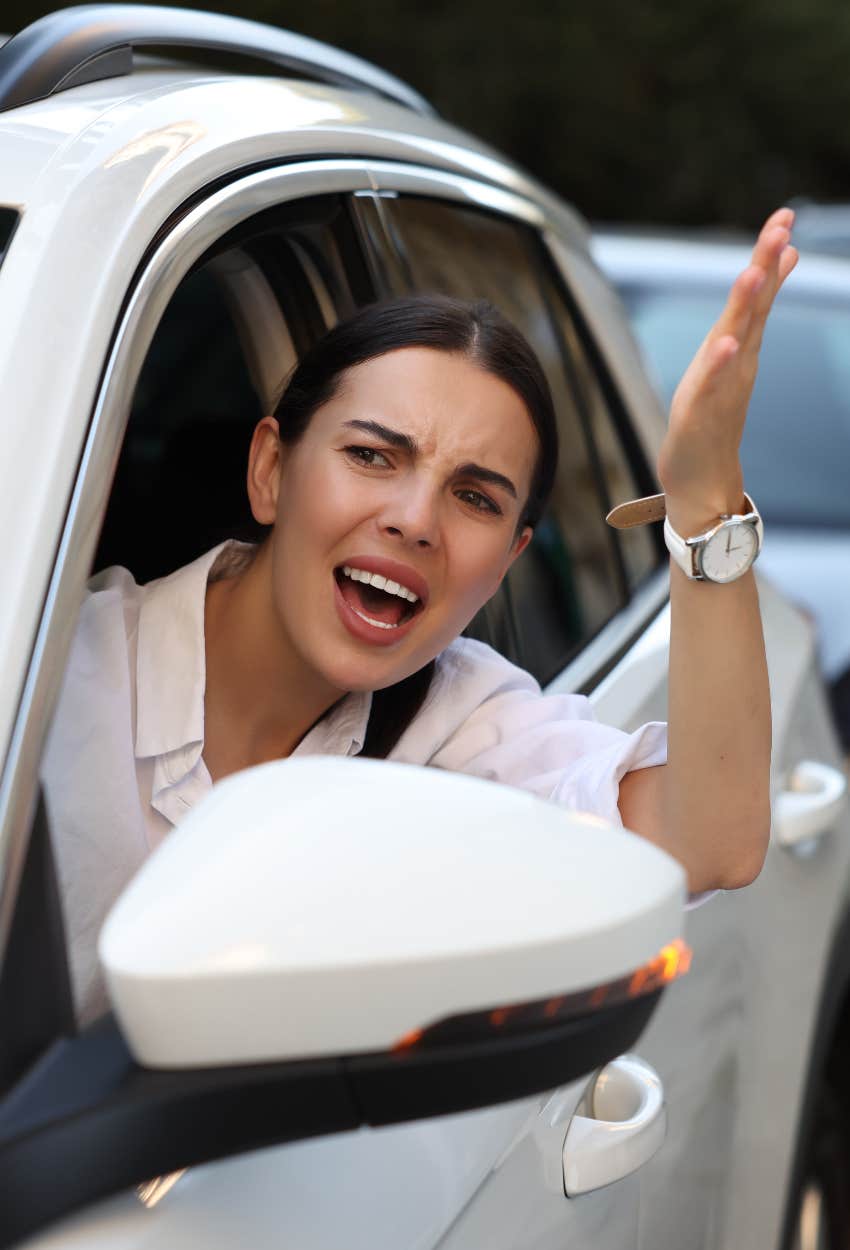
[
  {"x1": 95, "y1": 195, "x2": 375, "y2": 583},
  {"x1": 534, "y1": 261, "x2": 660, "y2": 594},
  {"x1": 622, "y1": 284, "x2": 850, "y2": 528},
  {"x1": 376, "y1": 195, "x2": 652, "y2": 684}
]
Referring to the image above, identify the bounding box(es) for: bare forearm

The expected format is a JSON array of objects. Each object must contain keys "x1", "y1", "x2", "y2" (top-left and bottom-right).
[
  {"x1": 615, "y1": 209, "x2": 796, "y2": 891},
  {"x1": 664, "y1": 560, "x2": 771, "y2": 890}
]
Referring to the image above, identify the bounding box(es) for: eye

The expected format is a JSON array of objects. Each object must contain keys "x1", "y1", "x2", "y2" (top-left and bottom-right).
[
  {"x1": 456, "y1": 488, "x2": 501, "y2": 515},
  {"x1": 344, "y1": 445, "x2": 391, "y2": 468}
]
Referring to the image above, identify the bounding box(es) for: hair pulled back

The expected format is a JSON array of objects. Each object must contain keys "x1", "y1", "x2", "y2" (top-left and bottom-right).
[
  {"x1": 270, "y1": 294, "x2": 559, "y2": 758},
  {"x1": 273, "y1": 294, "x2": 558, "y2": 528}
]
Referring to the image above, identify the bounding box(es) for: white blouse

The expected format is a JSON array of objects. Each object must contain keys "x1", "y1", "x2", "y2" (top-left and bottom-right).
[{"x1": 43, "y1": 542, "x2": 668, "y2": 1023}]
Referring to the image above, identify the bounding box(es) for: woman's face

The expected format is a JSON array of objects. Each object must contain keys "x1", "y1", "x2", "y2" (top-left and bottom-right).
[{"x1": 248, "y1": 347, "x2": 538, "y2": 696}]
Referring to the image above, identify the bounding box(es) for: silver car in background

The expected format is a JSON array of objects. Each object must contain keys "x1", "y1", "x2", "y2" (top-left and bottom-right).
[{"x1": 593, "y1": 232, "x2": 850, "y2": 744}]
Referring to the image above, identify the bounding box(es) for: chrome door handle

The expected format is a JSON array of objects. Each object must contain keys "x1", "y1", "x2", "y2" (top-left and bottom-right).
[
  {"x1": 562, "y1": 1054, "x2": 666, "y2": 1196},
  {"x1": 774, "y1": 761, "x2": 848, "y2": 850}
]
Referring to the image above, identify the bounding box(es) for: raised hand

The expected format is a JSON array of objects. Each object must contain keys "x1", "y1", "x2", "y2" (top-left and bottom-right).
[{"x1": 657, "y1": 207, "x2": 798, "y2": 537}]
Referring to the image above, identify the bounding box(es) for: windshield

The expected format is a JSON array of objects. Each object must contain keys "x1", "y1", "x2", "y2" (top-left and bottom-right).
[{"x1": 621, "y1": 284, "x2": 850, "y2": 529}]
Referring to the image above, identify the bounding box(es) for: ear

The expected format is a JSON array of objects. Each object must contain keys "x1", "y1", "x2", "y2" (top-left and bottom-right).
[
  {"x1": 507, "y1": 525, "x2": 533, "y2": 568},
  {"x1": 246, "y1": 416, "x2": 282, "y2": 526},
  {"x1": 491, "y1": 525, "x2": 532, "y2": 593}
]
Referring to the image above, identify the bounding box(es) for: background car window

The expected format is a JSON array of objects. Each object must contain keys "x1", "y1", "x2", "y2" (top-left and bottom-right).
[
  {"x1": 623, "y1": 286, "x2": 850, "y2": 528},
  {"x1": 95, "y1": 195, "x2": 374, "y2": 583},
  {"x1": 376, "y1": 195, "x2": 658, "y2": 683}
]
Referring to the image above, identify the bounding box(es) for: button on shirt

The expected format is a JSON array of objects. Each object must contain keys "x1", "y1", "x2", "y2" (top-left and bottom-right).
[{"x1": 43, "y1": 542, "x2": 668, "y2": 1024}]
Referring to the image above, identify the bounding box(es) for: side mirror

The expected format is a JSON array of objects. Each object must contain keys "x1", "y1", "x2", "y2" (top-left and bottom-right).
[
  {"x1": 0, "y1": 759, "x2": 687, "y2": 1249},
  {"x1": 101, "y1": 757, "x2": 686, "y2": 1077}
]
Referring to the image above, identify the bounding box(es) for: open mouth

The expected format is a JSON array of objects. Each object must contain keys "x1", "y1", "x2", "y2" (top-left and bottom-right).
[{"x1": 334, "y1": 564, "x2": 425, "y2": 632}]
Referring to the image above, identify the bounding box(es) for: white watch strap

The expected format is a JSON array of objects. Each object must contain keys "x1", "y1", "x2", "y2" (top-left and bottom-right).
[
  {"x1": 663, "y1": 516, "x2": 697, "y2": 578},
  {"x1": 663, "y1": 493, "x2": 763, "y2": 581}
]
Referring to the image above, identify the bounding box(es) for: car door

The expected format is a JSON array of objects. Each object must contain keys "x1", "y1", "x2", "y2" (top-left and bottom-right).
[
  {"x1": 542, "y1": 236, "x2": 850, "y2": 1249},
  {"x1": 0, "y1": 160, "x2": 676, "y2": 1250},
  {"x1": 360, "y1": 179, "x2": 850, "y2": 1250}
]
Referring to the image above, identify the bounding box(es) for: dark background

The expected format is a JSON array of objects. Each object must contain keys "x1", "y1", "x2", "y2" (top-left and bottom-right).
[{"x1": 5, "y1": 0, "x2": 850, "y2": 228}]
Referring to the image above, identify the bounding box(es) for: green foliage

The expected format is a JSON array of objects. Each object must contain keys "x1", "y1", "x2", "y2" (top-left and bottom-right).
[{"x1": 6, "y1": 0, "x2": 850, "y2": 226}]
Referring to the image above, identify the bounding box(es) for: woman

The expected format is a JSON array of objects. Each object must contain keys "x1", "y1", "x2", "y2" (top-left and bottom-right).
[{"x1": 44, "y1": 208, "x2": 796, "y2": 1024}]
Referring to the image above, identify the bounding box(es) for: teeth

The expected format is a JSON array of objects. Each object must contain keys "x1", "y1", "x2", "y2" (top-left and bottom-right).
[
  {"x1": 352, "y1": 608, "x2": 398, "y2": 630},
  {"x1": 341, "y1": 566, "x2": 420, "y2": 604}
]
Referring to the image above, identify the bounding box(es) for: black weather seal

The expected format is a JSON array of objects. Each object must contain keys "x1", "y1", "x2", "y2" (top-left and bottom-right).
[{"x1": 0, "y1": 4, "x2": 436, "y2": 117}]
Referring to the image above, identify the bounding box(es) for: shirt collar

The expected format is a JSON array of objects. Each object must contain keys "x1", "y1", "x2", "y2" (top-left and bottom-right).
[{"x1": 296, "y1": 690, "x2": 372, "y2": 758}]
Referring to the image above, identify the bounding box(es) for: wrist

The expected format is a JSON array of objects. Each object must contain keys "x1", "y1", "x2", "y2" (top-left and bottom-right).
[{"x1": 664, "y1": 489, "x2": 747, "y2": 538}]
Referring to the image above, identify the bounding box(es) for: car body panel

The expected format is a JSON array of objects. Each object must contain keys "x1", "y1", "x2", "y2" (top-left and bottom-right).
[{"x1": 592, "y1": 574, "x2": 850, "y2": 1249}]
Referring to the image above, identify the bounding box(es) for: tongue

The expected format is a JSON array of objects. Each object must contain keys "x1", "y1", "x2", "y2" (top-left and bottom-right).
[{"x1": 340, "y1": 577, "x2": 408, "y2": 626}]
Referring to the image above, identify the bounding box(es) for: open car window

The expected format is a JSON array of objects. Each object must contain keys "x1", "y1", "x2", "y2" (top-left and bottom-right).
[
  {"x1": 94, "y1": 195, "x2": 374, "y2": 584},
  {"x1": 371, "y1": 194, "x2": 661, "y2": 685}
]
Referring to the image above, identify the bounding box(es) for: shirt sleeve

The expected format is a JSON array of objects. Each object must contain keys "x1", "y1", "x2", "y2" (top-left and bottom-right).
[
  {"x1": 385, "y1": 640, "x2": 714, "y2": 909},
  {"x1": 393, "y1": 637, "x2": 667, "y2": 828}
]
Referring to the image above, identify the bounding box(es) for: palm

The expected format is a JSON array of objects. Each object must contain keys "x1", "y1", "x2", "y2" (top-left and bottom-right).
[{"x1": 657, "y1": 208, "x2": 798, "y2": 516}]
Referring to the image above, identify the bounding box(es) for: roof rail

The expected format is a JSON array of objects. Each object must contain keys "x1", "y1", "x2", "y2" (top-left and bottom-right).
[{"x1": 0, "y1": 4, "x2": 436, "y2": 117}]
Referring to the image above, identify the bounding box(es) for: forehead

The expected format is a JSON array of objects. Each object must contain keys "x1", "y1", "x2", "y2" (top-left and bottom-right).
[{"x1": 321, "y1": 346, "x2": 539, "y2": 477}]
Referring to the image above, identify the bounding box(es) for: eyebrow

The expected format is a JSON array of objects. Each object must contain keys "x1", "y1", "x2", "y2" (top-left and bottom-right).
[
  {"x1": 342, "y1": 419, "x2": 518, "y2": 499},
  {"x1": 343, "y1": 419, "x2": 416, "y2": 455}
]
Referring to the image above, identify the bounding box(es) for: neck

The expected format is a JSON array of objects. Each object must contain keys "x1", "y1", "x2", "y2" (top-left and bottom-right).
[{"x1": 203, "y1": 543, "x2": 343, "y2": 780}]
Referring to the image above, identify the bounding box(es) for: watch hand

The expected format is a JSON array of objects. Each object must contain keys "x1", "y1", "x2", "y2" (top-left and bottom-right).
[{"x1": 726, "y1": 530, "x2": 732, "y2": 554}]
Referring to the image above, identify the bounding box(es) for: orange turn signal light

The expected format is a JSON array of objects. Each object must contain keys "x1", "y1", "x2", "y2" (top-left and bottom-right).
[{"x1": 393, "y1": 938, "x2": 692, "y2": 1053}]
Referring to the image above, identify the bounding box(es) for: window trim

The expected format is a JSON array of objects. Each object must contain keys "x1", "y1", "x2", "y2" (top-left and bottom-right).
[{"x1": 0, "y1": 157, "x2": 670, "y2": 968}]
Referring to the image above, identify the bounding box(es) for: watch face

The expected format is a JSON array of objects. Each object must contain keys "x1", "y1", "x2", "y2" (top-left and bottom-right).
[{"x1": 699, "y1": 521, "x2": 759, "y2": 583}]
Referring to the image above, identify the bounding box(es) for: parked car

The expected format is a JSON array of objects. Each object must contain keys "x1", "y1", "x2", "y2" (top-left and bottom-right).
[
  {"x1": 594, "y1": 230, "x2": 850, "y2": 746},
  {"x1": 787, "y1": 199, "x2": 850, "y2": 259},
  {"x1": 0, "y1": 7, "x2": 849, "y2": 1250}
]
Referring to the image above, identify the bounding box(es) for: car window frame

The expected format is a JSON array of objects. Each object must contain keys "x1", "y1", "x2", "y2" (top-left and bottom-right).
[{"x1": 0, "y1": 157, "x2": 670, "y2": 976}]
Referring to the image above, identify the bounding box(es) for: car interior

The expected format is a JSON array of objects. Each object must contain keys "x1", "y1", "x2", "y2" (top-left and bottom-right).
[{"x1": 92, "y1": 192, "x2": 664, "y2": 689}]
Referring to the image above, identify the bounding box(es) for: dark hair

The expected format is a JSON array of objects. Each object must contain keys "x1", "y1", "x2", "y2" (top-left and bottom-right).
[{"x1": 271, "y1": 294, "x2": 559, "y2": 758}]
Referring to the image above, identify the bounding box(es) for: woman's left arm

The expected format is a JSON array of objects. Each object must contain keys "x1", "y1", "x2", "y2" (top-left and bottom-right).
[{"x1": 618, "y1": 207, "x2": 799, "y2": 893}]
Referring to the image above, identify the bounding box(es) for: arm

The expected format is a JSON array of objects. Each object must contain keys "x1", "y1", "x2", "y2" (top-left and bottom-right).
[{"x1": 618, "y1": 208, "x2": 798, "y2": 893}]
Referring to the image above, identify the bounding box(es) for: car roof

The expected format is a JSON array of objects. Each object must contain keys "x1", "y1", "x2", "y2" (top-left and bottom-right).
[{"x1": 592, "y1": 230, "x2": 850, "y2": 301}]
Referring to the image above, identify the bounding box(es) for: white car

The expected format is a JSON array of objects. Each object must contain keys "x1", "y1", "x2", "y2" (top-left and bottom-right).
[
  {"x1": 593, "y1": 230, "x2": 850, "y2": 747},
  {"x1": 0, "y1": 8, "x2": 848, "y2": 1250}
]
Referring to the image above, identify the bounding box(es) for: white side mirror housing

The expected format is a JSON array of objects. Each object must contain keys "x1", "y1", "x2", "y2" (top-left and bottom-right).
[{"x1": 100, "y1": 757, "x2": 685, "y2": 1069}]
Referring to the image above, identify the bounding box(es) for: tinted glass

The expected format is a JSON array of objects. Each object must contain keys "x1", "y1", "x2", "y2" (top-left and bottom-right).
[
  {"x1": 380, "y1": 195, "x2": 626, "y2": 683},
  {"x1": 622, "y1": 285, "x2": 850, "y2": 528}
]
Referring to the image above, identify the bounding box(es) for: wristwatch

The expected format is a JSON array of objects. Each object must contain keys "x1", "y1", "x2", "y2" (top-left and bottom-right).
[{"x1": 606, "y1": 492, "x2": 763, "y2": 584}]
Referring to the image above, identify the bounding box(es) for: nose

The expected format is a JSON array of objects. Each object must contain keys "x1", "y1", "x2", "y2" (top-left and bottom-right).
[{"x1": 379, "y1": 477, "x2": 441, "y2": 549}]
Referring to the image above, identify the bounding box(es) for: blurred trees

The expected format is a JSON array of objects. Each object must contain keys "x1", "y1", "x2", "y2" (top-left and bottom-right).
[{"x1": 5, "y1": 0, "x2": 850, "y2": 226}]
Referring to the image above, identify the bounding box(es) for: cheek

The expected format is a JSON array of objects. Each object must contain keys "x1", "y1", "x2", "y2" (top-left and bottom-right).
[
  {"x1": 444, "y1": 533, "x2": 513, "y2": 620},
  {"x1": 276, "y1": 455, "x2": 366, "y2": 549}
]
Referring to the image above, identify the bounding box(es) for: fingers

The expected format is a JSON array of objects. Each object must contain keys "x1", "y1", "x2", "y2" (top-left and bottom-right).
[
  {"x1": 777, "y1": 243, "x2": 799, "y2": 287},
  {"x1": 721, "y1": 209, "x2": 797, "y2": 354},
  {"x1": 675, "y1": 207, "x2": 797, "y2": 416},
  {"x1": 718, "y1": 265, "x2": 766, "y2": 343},
  {"x1": 750, "y1": 225, "x2": 791, "y2": 317}
]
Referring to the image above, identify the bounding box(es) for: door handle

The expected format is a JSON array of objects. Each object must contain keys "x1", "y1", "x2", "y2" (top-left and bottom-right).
[
  {"x1": 774, "y1": 760, "x2": 848, "y2": 850},
  {"x1": 562, "y1": 1054, "x2": 666, "y2": 1196}
]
